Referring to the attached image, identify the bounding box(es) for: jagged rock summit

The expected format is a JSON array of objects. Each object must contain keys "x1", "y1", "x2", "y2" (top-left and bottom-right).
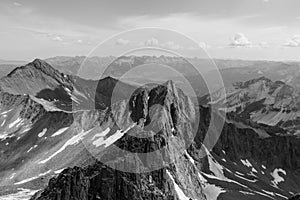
[{"x1": 30, "y1": 78, "x2": 205, "y2": 200}]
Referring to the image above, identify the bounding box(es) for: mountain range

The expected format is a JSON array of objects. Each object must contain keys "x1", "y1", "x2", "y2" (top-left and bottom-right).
[{"x1": 0, "y1": 58, "x2": 299, "y2": 200}]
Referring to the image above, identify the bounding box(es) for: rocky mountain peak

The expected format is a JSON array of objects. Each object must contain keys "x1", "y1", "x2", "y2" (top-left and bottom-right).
[
  {"x1": 148, "y1": 80, "x2": 179, "y2": 106},
  {"x1": 7, "y1": 59, "x2": 59, "y2": 79},
  {"x1": 0, "y1": 59, "x2": 73, "y2": 96},
  {"x1": 233, "y1": 76, "x2": 272, "y2": 89},
  {"x1": 128, "y1": 80, "x2": 192, "y2": 129},
  {"x1": 30, "y1": 79, "x2": 204, "y2": 200},
  {"x1": 221, "y1": 75, "x2": 299, "y2": 109}
]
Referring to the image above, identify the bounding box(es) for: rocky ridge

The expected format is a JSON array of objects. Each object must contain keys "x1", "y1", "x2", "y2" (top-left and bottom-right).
[{"x1": 0, "y1": 59, "x2": 299, "y2": 200}]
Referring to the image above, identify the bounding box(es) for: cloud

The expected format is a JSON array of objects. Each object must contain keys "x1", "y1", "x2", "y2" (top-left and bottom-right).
[
  {"x1": 284, "y1": 35, "x2": 300, "y2": 47},
  {"x1": 144, "y1": 37, "x2": 159, "y2": 46},
  {"x1": 263, "y1": 0, "x2": 269, "y2": 2},
  {"x1": 115, "y1": 38, "x2": 130, "y2": 45},
  {"x1": 229, "y1": 33, "x2": 252, "y2": 47},
  {"x1": 13, "y1": 2, "x2": 22, "y2": 6},
  {"x1": 52, "y1": 36, "x2": 63, "y2": 42},
  {"x1": 144, "y1": 37, "x2": 182, "y2": 50}
]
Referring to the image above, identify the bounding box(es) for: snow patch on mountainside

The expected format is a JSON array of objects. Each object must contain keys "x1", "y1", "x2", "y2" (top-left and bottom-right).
[
  {"x1": 1, "y1": 119, "x2": 6, "y2": 127},
  {"x1": 239, "y1": 191, "x2": 255, "y2": 195},
  {"x1": 241, "y1": 159, "x2": 252, "y2": 168},
  {"x1": 185, "y1": 151, "x2": 195, "y2": 165},
  {"x1": 166, "y1": 170, "x2": 190, "y2": 200},
  {"x1": 202, "y1": 147, "x2": 249, "y2": 188},
  {"x1": 93, "y1": 125, "x2": 135, "y2": 148},
  {"x1": 93, "y1": 130, "x2": 123, "y2": 148},
  {"x1": 0, "y1": 133, "x2": 10, "y2": 140},
  {"x1": 0, "y1": 109, "x2": 12, "y2": 115},
  {"x1": 8, "y1": 117, "x2": 22, "y2": 128},
  {"x1": 38, "y1": 128, "x2": 47, "y2": 137},
  {"x1": 54, "y1": 168, "x2": 64, "y2": 174},
  {"x1": 9, "y1": 173, "x2": 16, "y2": 180},
  {"x1": 198, "y1": 172, "x2": 225, "y2": 200},
  {"x1": 39, "y1": 129, "x2": 92, "y2": 164},
  {"x1": 92, "y1": 128, "x2": 110, "y2": 141},
  {"x1": 14, "y1": 170, "x2": 51, "y2": 185},
  {"x1": 21, "y1": 127, "x2": 31, "y2": 134},
  {"x1": 27, "y1": 145, "x2": 38, "y2": 153},
  {"x1": 206, "y1": 148, "x2": 228, "y2": 180},
  {"x1": 234, "y1": 174, "x2": 257, "y2": 183},
  {"x1": 271, "y1": 168, "x2": 286, "y2": 187},
  {"x1": 0, "y1": 188, "x2": 39, "y2": 200},
  {"x1": 51, "y1": 127, "x2": 69, "y2": 137}
]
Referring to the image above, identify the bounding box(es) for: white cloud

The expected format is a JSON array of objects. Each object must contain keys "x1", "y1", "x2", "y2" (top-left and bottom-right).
[
  {"x1": 229, "y1": 33, "x2": 252, "y2": 47},
  {"x1": 77, "y1": 39, "x2": 83, "y2": 43},
  {"x1": 13, "y1": 2, "x2": 22, "y2": 6},
  {"x1": 284, "y1": 35, "x2": 300, "y2": 47},
  {"x1": 52, "y1": 36, "x2": 63, "y2": 42},
  {"x1": 263, "y1": 0, "x2": 269, "y2": 2},
  {"x1": 115, "y1": 38, "x2": 130, "y2": 45},
  {"x1": 144, "y1": 37, "x2": 159, "y2": 46},
  {"x1": 144, "y1": 37, "x2": 182, "y2": 50}
]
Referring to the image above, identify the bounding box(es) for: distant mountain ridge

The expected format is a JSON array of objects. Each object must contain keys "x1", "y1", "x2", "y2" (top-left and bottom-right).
[
  {"x1": 44, "y1": 56, "x2": 300, "y2": 98},
  {"x1": 0, "y1": 59, "x2": 27, "y2": 65},
  {"x1": 1, "y1": 59, "x2": 74, "y2": 96},
  {"x1": 204, "y1": 76, "x2": 300, "y2": 137}
]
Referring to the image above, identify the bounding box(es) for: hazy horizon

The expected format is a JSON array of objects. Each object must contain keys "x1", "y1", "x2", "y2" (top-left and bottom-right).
[
  {"x1": 2, "y1": 55, "x2": 300, "y2": 64},
  {"x1": 1, "y1": 0, "x2": 300, "y2": 61}
]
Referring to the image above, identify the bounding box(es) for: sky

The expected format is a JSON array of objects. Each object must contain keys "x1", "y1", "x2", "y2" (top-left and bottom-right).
[{"x1": 0, "y1": 0, "x2": 300, "y2": 61}]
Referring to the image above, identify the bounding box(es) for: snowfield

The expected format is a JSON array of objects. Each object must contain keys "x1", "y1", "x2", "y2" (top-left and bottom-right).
[
  {"x1": 14, "y1": 170, "x2": 51, "y2": 185},
  {"x1": 166, "y1": 170, "x2": 190, "y2": 200},
  {"x1": 197, "y1": 172, "x2": 225, "y2": 200},
  {"x1": 0, "y1": 188, "x2": 39, "y2": 200},
  {"x1": 8, "y1": 118, "x2": 22, "y2": 129},
  {"x1": 271, "y1": 168, "x2": 286, "y2": 187},
  {"x1": 51, "y1": 127, "x2": 69, "y2": 137},
  {"x1": 38, "y1": 128, "x2": 47, "y2": 137},
  {"x1": 39, "y1": 129, "x2": 92, "y2": 164}
]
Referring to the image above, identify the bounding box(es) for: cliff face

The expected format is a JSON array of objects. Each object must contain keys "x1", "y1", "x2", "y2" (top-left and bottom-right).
[
  {"x1": 289, "y1": 194, "x2": 300, "y2": 200},
  {"x1": 30, "y1": 80, "x2": 206, "y2": 200},
  {"x1": 215, "y1": 122, "x2": 300, "y2": 170},
  {"x1": 31, "y1": 164, "x2": 176, "y2": 200},
  {"x1": 195, "y1": 106, "x2": 300, "y2": 171}
]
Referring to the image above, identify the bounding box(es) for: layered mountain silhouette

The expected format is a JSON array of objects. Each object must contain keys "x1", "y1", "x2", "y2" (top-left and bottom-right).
[
  {"x1": 0, "y1": 59, "x2": 299, "y2": 200},
  {"x1": 44, "y1": 56, "x2": 300, "y2": 97},
  {"x1": 203, "y1": 76, "x2": 300, "y2": 136}
]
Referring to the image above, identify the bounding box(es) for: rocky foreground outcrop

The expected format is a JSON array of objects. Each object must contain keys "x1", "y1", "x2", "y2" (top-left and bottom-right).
[
  {"x1": 289, "y1": 194, "x2": 300, "y2": 200},
  {"x1": 31, "y1": 80, "x2": 206, "y2": 200}
]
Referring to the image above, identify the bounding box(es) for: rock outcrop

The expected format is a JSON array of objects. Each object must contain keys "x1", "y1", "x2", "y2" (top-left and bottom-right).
[
  {"x1": 289, "y1": 194, "x2": 300, "y2": 200},
  {"x1": 31, "y1": 80, "x2": 205, "y2": 200}
]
